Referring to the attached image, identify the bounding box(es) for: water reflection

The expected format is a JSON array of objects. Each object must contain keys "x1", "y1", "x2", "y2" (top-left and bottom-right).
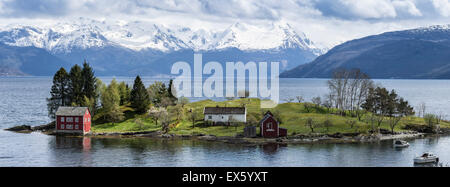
[{"x1": 40, "y1": 135, "x2": 450, "y2": 167}]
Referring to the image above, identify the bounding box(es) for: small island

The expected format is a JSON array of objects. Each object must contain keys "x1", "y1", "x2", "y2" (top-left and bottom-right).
[{"x1": 6, "y1": 64, "x2": 450, "y2": 145}]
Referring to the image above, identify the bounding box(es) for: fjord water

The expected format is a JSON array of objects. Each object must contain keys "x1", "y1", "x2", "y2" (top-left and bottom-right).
[{"x1": 1, "y1": 77, "x2": 450, "y2": 167}]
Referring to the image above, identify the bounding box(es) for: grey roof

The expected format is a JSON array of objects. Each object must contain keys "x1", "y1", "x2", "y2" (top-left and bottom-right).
[
  {"x1": 56, "y1": 107, "x2": 88, "y2": 116},
  {"x1": 204, "y1": 107, "x2": 246, "y2": 115}
]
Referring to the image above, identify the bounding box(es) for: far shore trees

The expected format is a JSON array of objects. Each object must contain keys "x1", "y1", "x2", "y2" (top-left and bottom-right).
[{"x1": 130, "y1": 76, "x2": 150, "y2": 114}]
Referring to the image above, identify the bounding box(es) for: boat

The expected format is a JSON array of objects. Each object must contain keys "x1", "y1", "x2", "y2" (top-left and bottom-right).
[
  {"x1": 414, "y1": 152, "x2": 439, "y2": 164},
  {"x1": 393, "y1": 140, "x2": 409, "y2": 148}
]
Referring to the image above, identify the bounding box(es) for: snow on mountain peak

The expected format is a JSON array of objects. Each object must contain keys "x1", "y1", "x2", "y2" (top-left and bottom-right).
[{"x1": 0, "y1": 18, "x2": 325, "y2": 55}]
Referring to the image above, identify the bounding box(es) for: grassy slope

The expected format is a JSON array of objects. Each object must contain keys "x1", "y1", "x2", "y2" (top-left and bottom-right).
[{"x1": 92, "y1": 98, "x2": 450, "y2": 136}]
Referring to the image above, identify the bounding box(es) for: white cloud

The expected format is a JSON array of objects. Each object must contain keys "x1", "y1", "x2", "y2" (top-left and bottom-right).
[
  {"x1": 338, "y1": 0, "x2": 397, "y2": 19},
  {"x1": 393, "y1": 0, "x2": 423, "y2": 17},
  {"x1": 431, "y1": 0, "x2": 450, "y2": 17},
  {"x1": 0, "y1": 0, "x2": 448, "y2": 48}
]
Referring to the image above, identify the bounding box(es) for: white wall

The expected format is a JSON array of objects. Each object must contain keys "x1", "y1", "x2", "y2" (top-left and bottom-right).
[{"x1": 204, "y1": 114, "x2": 246, "y2": 123}]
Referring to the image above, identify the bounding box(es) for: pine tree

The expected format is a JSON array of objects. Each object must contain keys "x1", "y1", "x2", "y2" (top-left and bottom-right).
[
  {"x1": 47, "y1": 68, "x2": 70, "y2": 119},
  {"x1": 81, "y1": 61, "x2": 96, "y2": 100},
  {"x1": 68, "y1": 64, "x2": 84, "y2": 106},
  {"x1": 167, "y1": 79, "x2": 177, "y2": 103},
  {"x1": 130, "y1": 76, "x2": 150, "y2": 113},
  {"x1": 118, "y1": 82, "x2": 130, "y2": 105}
]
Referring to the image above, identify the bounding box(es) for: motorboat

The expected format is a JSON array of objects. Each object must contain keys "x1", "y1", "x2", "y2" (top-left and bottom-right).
[
  {"x1": 393, "y1": 140, "x2": 409, "y2": 148},
  {"x1": 414, "y1": 152, "x2": 439, "y2": 164}
]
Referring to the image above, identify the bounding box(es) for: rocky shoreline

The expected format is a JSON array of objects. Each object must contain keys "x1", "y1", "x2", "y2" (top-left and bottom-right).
[{"x1": 4, "y1": 122, "x2": 447, "y2": 145}]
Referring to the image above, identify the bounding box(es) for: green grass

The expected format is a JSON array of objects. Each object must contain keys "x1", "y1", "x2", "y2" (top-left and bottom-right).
[{"x1": 91, "y1": 98, "x2": 450, "y2": 137}]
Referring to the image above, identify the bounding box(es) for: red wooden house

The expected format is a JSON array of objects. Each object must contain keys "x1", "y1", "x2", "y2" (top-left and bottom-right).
[
  {"x1": 55, "y1": 107, "x2": 91, "y2": 135},
  {"x1": 260, "y1": 111, "x2": 287, "y2": 138}
]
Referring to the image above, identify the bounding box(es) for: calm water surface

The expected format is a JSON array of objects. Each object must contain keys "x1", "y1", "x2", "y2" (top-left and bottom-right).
[{"x1": 1, "y1": 77, "x2": 450, "y2": 167}]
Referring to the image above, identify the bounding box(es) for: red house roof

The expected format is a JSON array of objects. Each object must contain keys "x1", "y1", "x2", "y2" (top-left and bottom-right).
[{"x1": 56, "y1": 107, "x2": 89, "y2": 116}]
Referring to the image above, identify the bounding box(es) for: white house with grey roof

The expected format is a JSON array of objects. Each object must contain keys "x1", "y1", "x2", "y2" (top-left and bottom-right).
[{"x1": 203, "y1": 106, "x2": 246, "y2": 125}]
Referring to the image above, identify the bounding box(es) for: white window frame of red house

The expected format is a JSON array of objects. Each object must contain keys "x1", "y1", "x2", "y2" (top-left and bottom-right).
[
  {"x1": 67, "y1": 117, "x2": 73, "y2": 123},
  {"x1": 75, "y1": 125, "x2": 79, "y2": 130},
  {"x1": 61, "y1": 117, "x2": 65, "y2": 122},
  {"x1": 61, "y1": 124, "x2": 65, "y2": 129},
  {"x1": 266, "y1": 122, "x2": 275, "y2": 132},
  {"x1": 75, "y1": 117, "x2": 79, "y2": 123}
]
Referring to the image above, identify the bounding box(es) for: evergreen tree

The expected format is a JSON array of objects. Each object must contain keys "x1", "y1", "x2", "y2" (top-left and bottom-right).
[
  {"x1": 130, "y1": 76, "x2": 150, "y2": 113},
  {"x1": 47, "y1": 68, "x2": 70, "y2": 119},
  {"x1": 68, "y1": 64, "x2": 84, "y2": 106},
  {"x1": 118, "y1": 82, "x2": 130, "y2": 105},
  {"x1": 167, "y1": 79, "x2": 178, "y2": 103},
  {"x1": 81, "y1": 61, "x2": 96, "y2": 100}
]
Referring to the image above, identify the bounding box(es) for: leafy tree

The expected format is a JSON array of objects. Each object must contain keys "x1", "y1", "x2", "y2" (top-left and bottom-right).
[
  {"x1": 170, "y1": 104, "x2": 184, "y2": 121},
  {"x1": 81, "y1": 96, "x2": 96, "y2": 117},
  {"x1": 149, "y1": 108, "x2": 166, "y2": 127},
  {"x1": 424, "y1": 114, "x2": 439, "y2": 129},
  {"x1": 363, "y1": 87, "x2": 414, "y2": 134},
  {"x1": 118, "y1": 82, "x2": 131, "y2": 105},
  {"x1": 101, "y1": 79, "x2": 124, "y2": 124},
  {"x1": 130, "y1": 76, "x2": 150, "y2": 113},
  {"x1": 323, "y1": 117, "x2": 333, "y2": 132},
  {"x1": 68, "y1": 64, "x2": 84, "y2": 106},
  {"x1": 177, "y1": 97, "x2": 190, "y2": 108},
  {"x1": 312, "y1": 96, "x2": 322, "y2": 110},
  {"x1": 147, "y1": 81, "x2": 169, "y2": 106},
  {"x1": 47, "y1": 68, "x2": 70, "y2": 119},
  {"x1": 305, "y1": 118, "x2": 318, "y2": 133},
  {"x1": 188, "y1": 108, "x2": 200, "y2": 128}
]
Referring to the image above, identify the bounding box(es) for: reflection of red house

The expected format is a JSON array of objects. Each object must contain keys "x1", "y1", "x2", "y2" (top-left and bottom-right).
[
  {"x1": 260, "y1": 111, "x2": 287, "y2": 138},
  {"x1": 55, "y1": 107, "x2": 91, "y2": 135}
]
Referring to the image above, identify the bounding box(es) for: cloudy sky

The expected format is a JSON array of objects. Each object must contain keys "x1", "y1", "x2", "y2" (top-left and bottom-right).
[{"x1": 0, "y1": 0, "x2": 449, "y2": 47}]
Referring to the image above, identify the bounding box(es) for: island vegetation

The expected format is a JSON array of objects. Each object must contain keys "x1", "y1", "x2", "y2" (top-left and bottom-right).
[{"x1": 44, "y1": 64, "x2": 450, "y2": 141}]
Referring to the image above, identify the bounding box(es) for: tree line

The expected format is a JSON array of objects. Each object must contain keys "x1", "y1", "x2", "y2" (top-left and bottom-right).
[
  {"x1": 287, "y1": 69, "x2": 416, "y2": 134},
  {"x1": 47, "y1": 63, "x2": 179, "y2": 126},
  {"x1": 47, "y1": 61, "x2": 97, "y2": 119}
]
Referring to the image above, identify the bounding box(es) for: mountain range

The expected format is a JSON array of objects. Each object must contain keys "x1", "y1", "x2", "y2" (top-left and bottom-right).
[
  {"x1": 281, "y1": 25, "x2": 450, "y2": 79},
  {"x1": 0, "y1": 18, "x2": 325, "y2": 76}
]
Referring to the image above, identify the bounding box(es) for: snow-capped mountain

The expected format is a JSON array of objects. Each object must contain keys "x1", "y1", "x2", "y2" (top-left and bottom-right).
[
  {"x1": 0, "y1": 18, "x2": 325, "y2": 54},
  {"x1": 0, "y1": 18, "x2": 326, "y2": 76},
  {"x1": 281, "y1": 24, "x2": 450, "y2": 79}
]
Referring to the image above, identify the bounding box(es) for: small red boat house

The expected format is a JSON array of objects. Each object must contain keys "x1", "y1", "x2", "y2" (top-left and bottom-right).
[
  {"x1": 260, "y1": 111, "x2": 287, "y2": 138},
  {"x1": 55, "y1": 107, "x2": 91, "y2": 135}
]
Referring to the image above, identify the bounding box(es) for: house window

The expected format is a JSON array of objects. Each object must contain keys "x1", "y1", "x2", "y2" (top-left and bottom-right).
[
  {"x1": 266, "y1": 123, "x2": 273, "y2": 129},
  {"x1": 88, "y1": 118, "x2": 90, "y2": 122},
  {"x1": 61, "y1": 117, "x2": 65, "y2": 122},
  {"x1": 67, "y1": 117, "x2": 73, "y2": 122},
  {"x1": 75, "y1": 117, "x2": 79, "y2": 123},
  {"x1": 208, "y1": 116, "x2": 212, "y2": 120},
  {"x1": 75, "y1": 125, "x2": 79, "y2": 130},
  {"x1": 61, "y1": 124, "x2": 65, "y2": 129}
]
